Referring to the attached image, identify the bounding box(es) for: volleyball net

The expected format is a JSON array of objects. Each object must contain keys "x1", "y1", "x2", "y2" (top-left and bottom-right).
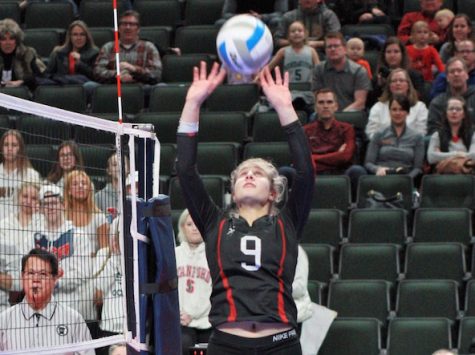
[{"x1": 0, "y1": 93, "x2": 179, "y2": 354}]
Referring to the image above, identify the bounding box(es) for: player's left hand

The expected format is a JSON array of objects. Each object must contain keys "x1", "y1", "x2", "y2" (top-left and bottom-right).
[{"x1": 259, "y1": 66, "x2": 292, "y2": 110}]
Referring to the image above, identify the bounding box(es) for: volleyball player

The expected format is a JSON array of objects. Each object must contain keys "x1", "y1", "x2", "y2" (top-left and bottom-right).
[{"x1": 176, "y1": 62, "x2": 314, "y2": 354}]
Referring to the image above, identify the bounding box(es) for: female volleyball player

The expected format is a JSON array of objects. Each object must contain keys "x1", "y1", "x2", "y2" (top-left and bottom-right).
[{"x1": 176, "y1": 62, "x2": 314, "y2": 354}]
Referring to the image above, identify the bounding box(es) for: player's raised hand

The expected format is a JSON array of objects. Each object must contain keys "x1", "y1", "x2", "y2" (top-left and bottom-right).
[{"x1": 186, "y1": 61, "x2": 226, "y2": 106}]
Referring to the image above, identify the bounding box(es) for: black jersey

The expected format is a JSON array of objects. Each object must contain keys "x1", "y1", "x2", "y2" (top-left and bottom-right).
[{"x1": 176, "y1": 121, "x2": 314, "y2": 328}]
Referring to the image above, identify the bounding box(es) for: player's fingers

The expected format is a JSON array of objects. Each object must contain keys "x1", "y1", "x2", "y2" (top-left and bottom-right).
[
  {"x1": 199, "y1": 61, "x2": 207, "y2": 80},
  {"x1": 192, "y1": 66, "x2": 199, "y2": 82},
  {"x1": 274, "y1": 67, "x2": 282, "y2": 85},
  {"x1": 283, "y1": 70, "x2": 289, "y2": 87}
]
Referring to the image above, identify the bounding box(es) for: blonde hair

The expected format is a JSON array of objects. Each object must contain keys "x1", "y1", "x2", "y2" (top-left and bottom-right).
[
  {"x1": 347, "y1": 37, "x2": 365, "y2": 50},
  {"x1": 0, "y1": 18, "x2": 24, "y2": 43},
  {"x1": 379, "y1": 68, "x2": 419, "y2": 106},
  {"x1": 230, "y1": 158, "x2": 287, "y2": 208},
  {"x1": 411, "y1": 20, "x2": 430, "y2": 35},
  {"x1": 435, "y1": 9, "x2": 454, "y2": 20},
  {"x1": 64, "y1": 169, "x2": 100, "y2": 217},
  {"x1": 177, "y1": 209, "x2": 192, "y2": 244}
]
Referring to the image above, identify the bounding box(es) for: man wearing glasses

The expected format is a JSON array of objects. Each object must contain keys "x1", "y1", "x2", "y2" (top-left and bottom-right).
[
  {"x1": 0, "y1": 249, "x2": 94, "y2": 353},
  {"x1": 93, "y1": 10, "x2": 162, "y2": 85}
]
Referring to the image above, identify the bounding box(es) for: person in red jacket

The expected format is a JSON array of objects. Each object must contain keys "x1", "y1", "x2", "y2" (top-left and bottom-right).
[{"x1": 397, "y1": 0, "x2": 445, "y2": 45}]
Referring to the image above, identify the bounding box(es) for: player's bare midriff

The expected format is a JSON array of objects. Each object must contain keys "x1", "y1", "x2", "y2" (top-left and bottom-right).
[{"x1": 216, "y1": 321, "x2": 292, "y2": 338}]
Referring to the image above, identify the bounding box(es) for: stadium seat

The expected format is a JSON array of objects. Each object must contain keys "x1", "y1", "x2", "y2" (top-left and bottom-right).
[
  {"x1": 0, "y1": 87, "x2": 31, "y2": 114},
  {"x1": 134, "y1": 112, "x2": 179, "y2": 144},
  {"x1": 24, "y1": 29, "x2": 64, "y2": 64},
  {"x1": 148, "y1": 85, "x2": 189, "y2": 112},
  {"x1": 34, "y1": 85, "x2": 87, "y2": 113},
  {"x1": 458, "y1": 316, "x2": 475, "y2": 354},
  {"x1": 420, "y1": 175, "x2": 475, "y2": 209},
  {"x1": 196, "y1": 142, "x2": 239, "y2": 177},
  {"x1": 412, "y1": 208, "x2": 472, "y2": 245},
  {"x1": 161, "y1": 54, "x2": 213, "y2": 83},
  {"x1": 319, "y1": 318, "x2": 381, "y2": 355},
  {"x1": 243, "y1": 142, "x2": 291, "y2": 168},
  {"x1": 24, "y1": 2, "x2": 74, "y2": 29},
  {"x1": 184, "y1": 0, "x2": 224, "y2": 25},
  {"x1": 347, "y1": 208, "x2": 407, "y2": 245},
  {"x1": 205, "y1": 84, "x2": 259, "y2": 112},
  {"x1": 300, "y1": 209, "x2": 343, "y2": 248},
  {"x1": 404, "y1": 242, "x2": 467, "y2": 284},
  {"x1": 89, "y1": 27, "x2": 114, "y2": 48},
  {"x1": 252, "y1": 112, "x2": 307, "y2": 142},
  {"x1": 159, "y1": 143, "x2": 176, "y2": 179},
  {"x1": 301, "y1": 243, "x2": 334, "y2": 285},
  {"x1": 312, "y1": 175, "x2": 351, "y2": 215},
  {"x1": 198, "y1": 112, "x2": 248, "y2": 144},
  {"x1": 327, "y1": 279, "x2": 391, "y2": 325},
  {"x1": 456, "y1": 0, "x2": 475, "y2": 19},
  {"x1": 174, "y1": 25, "x2": 220, "y2": 56},
  {"x1": 91, "y1": 85, "x2": 144, "y2": 114},
  {"x1": 0, "y1": 116, "x2": 12, "y2": 131},
  {"x1": 168, "y1": 176, "x2": 226, "y2": 210},
  {"x1": 386, "y1": 318, "x2": 452, "y2": 355},
  {"x1": 396, "y1": 279, "x2": 460, "y2": 321},
  {"x1": 80, "y1": 145, "x2": 116, "y2": 178},
  {"x1": 25, "y1": 144, "x2": 55, "y2": 178},
  {"x1": 0, "y1": 2, "x2": 21, "y2": 23},
  {"x1": 133, "y1": 0, "x2": 181, "y2": 27},
  {"x1": 140, "y1": 26, "x2": 172, "y2": 53},
  {"x1": 80, "y1": 1, "x2": 127, "y2": 27},
  {"x1": 334, "y1": 110, "x2": 369, "y2": 133},
  {"x1": 338, "y1": 243, "x2": 400, "y2": 284},
  {"x1": 16, "y1": 114, "x2": 72, "y2": 145},
  {"x1": 307, "y1": 280, "x2": 323, "y2": 304},
  {"x1": 464, "y1": 280, "x2": 475, "y2": 317},
  {"x1": 74, "y1": 125, "x2": 116, "y2": 145},
  {"x1": 356, "y1": 175, "x2": 414, "y2": 212},
  {"x1": 342, "y1": 24, "x2": 394, "y2": 38}
]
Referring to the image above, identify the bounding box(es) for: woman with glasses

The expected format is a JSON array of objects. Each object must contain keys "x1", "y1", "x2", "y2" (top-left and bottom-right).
[
  {"x1": 366, "y1": 68, "x2": 428, "y2": 139},
  {"x1": 46, "y1": 140, "x2": 84, "y2": 189},
  {"x1": 427, "y1": 96, "x2": 475, "y2": 173}
]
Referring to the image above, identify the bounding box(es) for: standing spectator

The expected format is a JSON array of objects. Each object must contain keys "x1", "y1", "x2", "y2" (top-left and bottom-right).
[
  {"x1": 0, "y1": 249, "x2": 94, "y2": 353},
  {"x1": 397, "y1": 0, "x2": 445, "y2": 45},
  {"x1": 428, "y1": 57, "x2": 475, "y2": 134},
  {"x1": 175, "y1": 209, "x2": 212, "y2": 355},
  {"x1": 274, "y1": 0, "x2": 340, "y2": 52},
  {"x1": 46, "y1": 140, "x2": 84, "y2": 190},
  {"x1": 406, "y1": 20, "x2": 445, "y2": 81},
  {"x1": 268, "y1": 20, "x2": 320, "y2": 113},
  {"x1": 438, "y1": 14, "x2": 472, "y2": 63},
  {"x1": 427, "y1": 96, "x2": 475, "y2": 173},
  {"x1": 45, "y1": 20, "x2": 99, "y2": 89},
  {"x1": 94, "y1": 10, "x2": 162, "y2": 85},
  {"x1": 366, "y1": 69, "x2": 428, "y2": 139},
  {"x1": 312, "y1": 32, "x2": 372, "y2": 111},
  {"x1": 0, "y1": 18, "x2": 45, "y2": 91}
]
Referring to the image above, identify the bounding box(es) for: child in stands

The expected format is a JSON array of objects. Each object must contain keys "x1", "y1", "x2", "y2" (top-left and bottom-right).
[{"x1": 346, "y1": 37, "x2": 372, "y2": 79}]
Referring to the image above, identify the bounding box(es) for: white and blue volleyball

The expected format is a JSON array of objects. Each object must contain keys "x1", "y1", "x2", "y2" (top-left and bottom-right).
[{"x1": 217, "y1": 14, "x2": 273, "y2": 75}]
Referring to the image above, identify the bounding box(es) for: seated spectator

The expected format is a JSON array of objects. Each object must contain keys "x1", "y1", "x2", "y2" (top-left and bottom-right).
[
  {"x1": 93, "y1": 10, "x2": 162, "y2": 86},
  {"x1": 0, "y1": 249, "x2": 94, "y2": 353},
  {"x1": 431, "y1": 38, "x2": 475, "y2": 99},
  {"x1": 427, "y1": 96, "x2": 475, "y2": 173},
  {"x1": 175, "y1": 209, "x2": 212, "y2": 355},
  {"x1": 397, "y1": 0, "x2": 445, "y2": 45},
  {"x1": 332, "y1": 0, "x2": 390, "y2": 26},
  {"x1": 0, "y1": 18, "x2": 46, "y2": 91},
  {"x1": 46, "y1": 140, "x2": 84, "y2": 190},
  {"x1": 216, "y1": 0, "x2": 288, "y2": 32},
  {"x1": 366, "y1": 68, "x2": 428, "y2": 139},
  {"x1": 45, "y1": 20, "x2": 99, "y2": 88},
  {"x1": 371, "y1": 36, "x2": 425, "y2": 104},
  {"x1": 346, "y1": 37, "x2": 372, "y2": 79},
  {"x1": 312, "y1": 32, "x2": 372, "y2": 111},
  {"x1": 274, "y1": 0, "x2": 340, "y2": 52},
  {"x1": 428, "y1": 57, "x2": 475, "y2": 134},
  {"x1": 438, "y1": 13, "x2": 472, "y2": 63},
  {"x1": 268, "y1": 20, "x2": 320, "y2": 113},
  {"x1": 406, "y1": 20, "x2": 444, "y2": 81}
]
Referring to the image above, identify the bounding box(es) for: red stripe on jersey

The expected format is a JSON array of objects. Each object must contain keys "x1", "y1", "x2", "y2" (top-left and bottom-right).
[
  {"x1": 277, "y1": 218, "x2": 289, "y2": 323},
  {"x1": 217, "y1": 219, "x2": 237, "y2": 321}
]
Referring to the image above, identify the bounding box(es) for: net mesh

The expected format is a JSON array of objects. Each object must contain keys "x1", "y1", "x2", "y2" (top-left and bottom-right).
[{"x1": 0, "y1": 93, "x2": 156, "y2": 354}]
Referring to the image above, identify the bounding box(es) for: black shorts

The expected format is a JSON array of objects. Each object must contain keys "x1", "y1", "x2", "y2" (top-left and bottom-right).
[{"x1": 207, "y1": 328, "x2": 302, "y2": 355}]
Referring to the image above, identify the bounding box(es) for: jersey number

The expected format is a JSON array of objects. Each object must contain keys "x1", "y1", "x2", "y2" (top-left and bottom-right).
[
  {"x1": 294, "y1": 69, "x2": 301, "y2": 81},
  {"x1": 240, "y1": 236, "x2": 261, "y2": 271}
]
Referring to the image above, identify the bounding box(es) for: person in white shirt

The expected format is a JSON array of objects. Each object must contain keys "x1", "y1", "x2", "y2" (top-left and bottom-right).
[
  {"x1": 175, "y1": 209, "x2": 212, "y2": 355},
  {"x1": 0, "y1": 248, "x2": 94, "y2": 354}
]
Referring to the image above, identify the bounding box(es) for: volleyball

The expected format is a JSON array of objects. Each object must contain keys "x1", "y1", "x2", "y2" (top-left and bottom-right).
[{"x1": 216, "y1": 14, "x2": 273, "y2": 75}]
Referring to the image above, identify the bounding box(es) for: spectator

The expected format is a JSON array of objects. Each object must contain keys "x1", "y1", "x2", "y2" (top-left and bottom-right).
[
  {"x1": 434, "y1": 8, "x2": 454, "y2": 50},
  {"x1": 0, "y1": 249, "x2": 94, "y2": 353},
  {"x1": 372, "y1": 36, "x2": 425, "y2": 104},
  {"x1": 109, "y1": 344, "x2": 126, "y2": 355},
  {"x1": 438, "y1": 13, "x2": 472, "y2": 63},
  {"x1": 366, "y1": 68, "x2": 428, "y2": 139},
  {"x1": 332, "y1": 0, "x2": 390, "y2": 26},
  {"x1": 46, "y1": 140, "x2": 84, "y2": 190},
  {"x1": 346, "y1": 37, "x2": 372, "y2": 79},
  {"x1": 94, "y1": 10, "x2": 162, "y2": 85},
  {"x1": 431, "y1": 38, "x2": 475, "y2": 99},
  {"x1": 274, "y1": 0, "x2": 340, "y2": 52},
  {"x1": 0, "y1": 130, "x2": 41, "y2": 220},
  {"x1": 175, "y1": 209, "x2": 212, "y2": 355},
  {"x1": 0, "y1": 18, "x2": 45, "y2": 91},
  {"x1": 427, "y1": 96, "x2": 475, "y2": 173},
  {"x1": 0, "y1": 183, "x2": 40, "y2": 311},
  {"x1": 406, "y1": 20, "x2": 445, "y2": 81},
  {"x1": 268, "y1": 20, "x2": 320, "y2": 113},
  {"x1": 216, "y1": 0, "x2": 288, "y2": 32},
  {"x1": 45, "y1": 20, "x2": 99, "y2": 88},
  {"x1": 312, "y1": 32, "x2": 372, "y2": 111},
  {"x1": 428, "y1": 57, "x2": 475, "y2": 134},
  {"x1": 397, "y1": 0, "x2": 445, "y2": 45},
  {"x1": 364, "y1": 95, "x2": 425, "y2": 179}
]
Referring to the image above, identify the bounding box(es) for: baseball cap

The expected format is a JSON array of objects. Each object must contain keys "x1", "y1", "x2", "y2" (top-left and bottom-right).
[{"x1": 39, "y1": 185, "x2": 63, "y2": 201}]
